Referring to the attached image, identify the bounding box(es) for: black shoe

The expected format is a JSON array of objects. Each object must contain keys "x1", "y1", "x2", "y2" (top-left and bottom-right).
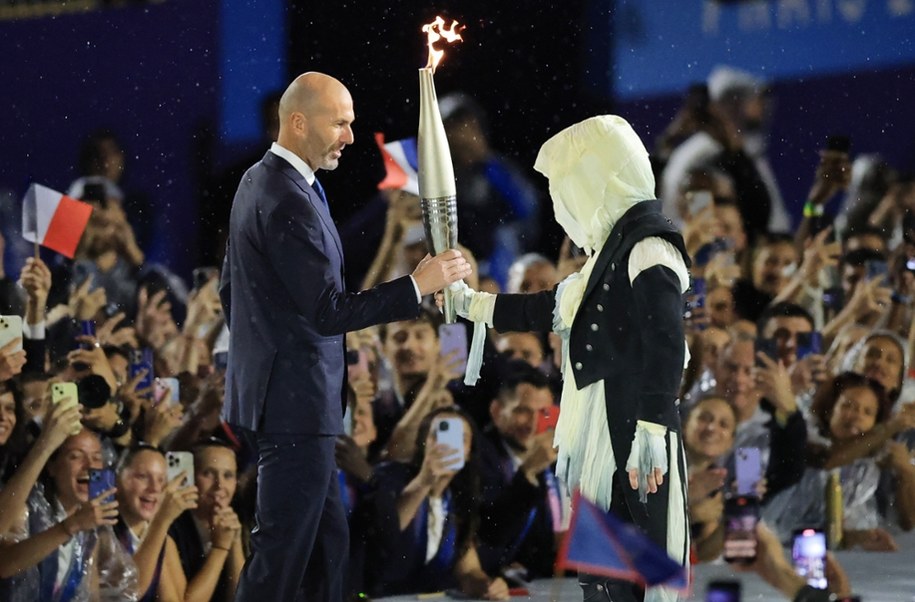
[{"x1": 578, "y1": 574, "x2": 643, "y2": 602}]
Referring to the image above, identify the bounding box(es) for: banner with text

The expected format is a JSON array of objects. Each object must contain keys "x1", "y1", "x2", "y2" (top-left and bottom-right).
[{"x1": 613, "y1": 0, "x2": 915, "y2": 99}]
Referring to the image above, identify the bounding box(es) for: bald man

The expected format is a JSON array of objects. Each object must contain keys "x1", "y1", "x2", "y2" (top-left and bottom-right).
[{"x1": 220, "y1": 72, "x2": 471, "y2": 601}]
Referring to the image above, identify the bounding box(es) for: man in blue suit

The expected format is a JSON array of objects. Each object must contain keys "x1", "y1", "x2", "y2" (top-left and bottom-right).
[{"x1": 220, "y1": 71, "x2": 472, "y2": 601}]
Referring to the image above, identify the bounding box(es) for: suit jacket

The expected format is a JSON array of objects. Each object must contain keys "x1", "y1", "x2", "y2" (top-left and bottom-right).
[
  {"x1": 492, "y1": 200, "x2": 690, "y2": 548},
  {"x1": 219, "y1": 151, "x2": 420, "y2": 434}
]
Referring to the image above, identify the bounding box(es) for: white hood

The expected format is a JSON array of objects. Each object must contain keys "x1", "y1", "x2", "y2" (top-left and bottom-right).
[{"x1": 533, "y1": 115, "x2": 655, "y2": 255}]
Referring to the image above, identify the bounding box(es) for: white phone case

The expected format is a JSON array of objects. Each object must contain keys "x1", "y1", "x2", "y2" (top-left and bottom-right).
[
  {"x1": 0, "y1": 315, "x2": 24, "y2": 352},
  {"x1": 166, "y1": 451, "x2": 195, "y2": 486}
]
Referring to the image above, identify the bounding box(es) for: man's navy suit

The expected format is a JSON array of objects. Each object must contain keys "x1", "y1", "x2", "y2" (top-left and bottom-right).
[{"x1": 220, "y1": 150, "x2": 420, "y2": 601}]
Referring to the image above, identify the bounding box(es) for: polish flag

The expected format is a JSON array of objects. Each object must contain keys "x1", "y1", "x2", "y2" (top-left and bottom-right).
[{"x1": 22, "y1": 183, "x2": 94, "y2": 259}]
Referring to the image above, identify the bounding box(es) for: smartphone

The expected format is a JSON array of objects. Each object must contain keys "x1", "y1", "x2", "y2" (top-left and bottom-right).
[
  {"x1": 865, "y1": 259, "x2": 888, "y2": 281},
  {"x1": 129, "y1": 348, "x2": 154, "y2": 396},
  {"x1": 734, "y1": 447, "x2": 761, "y2": 497},
  {"x1": 792, "y1": 528, "x2": 828, "y2": 590},
  {"x1": 51, "y1": 381, "x2": 79, "y2": 409},
  {"x1": 687, "y1": 190, "x2": 713, "y2": 216},
  {"x1": 88, "y1": 467, "x2": 116, "y2": 504},
  {"x1": 796, "y1": 331, "x2": 822, "y2": 360},
  {"x1": 723, "y1": 495, "x2": 759, "y2": 564},
  {"x1": 51, "y1": 382, "x2": 82, "y2": 434},
  {"x1": 0, "y1": 315, "x2": 24, "y2": 352},
  {"x1": 755, "y1": 337, "x2": 778, "y2": 367},
  {"x1": 536, "y1": 405, "x2": 560, "y2": 434},
  {"x1": 438, "y1": 323, "x2": 468, "y2": 374},
  {"x1": 166, "y1": 451, "x2": 195, "y2": 486},
  {"x1": 153, "y1": 377, "x2": 180, "y2": 407},
  {"x1": 706, "y1": 580, "x2": 741, "y2": 602},
  {"x1": 435, "y1": 416, "x2": 465, "y2": 471}
]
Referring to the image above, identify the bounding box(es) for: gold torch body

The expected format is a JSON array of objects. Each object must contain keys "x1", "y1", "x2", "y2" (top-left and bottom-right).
[{"x1": 417, "y1": 67, "x2": 459, "y2": 323}]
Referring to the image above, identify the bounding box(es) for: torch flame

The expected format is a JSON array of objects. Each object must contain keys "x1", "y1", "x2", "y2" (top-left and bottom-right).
[{"x1": 422, "y1": 16, "x2": 464, "y2": 73}]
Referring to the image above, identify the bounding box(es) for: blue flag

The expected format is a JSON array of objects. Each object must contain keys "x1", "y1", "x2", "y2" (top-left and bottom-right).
[{"x1": 557, "y1": 491, "x2": 688, "y2": 591}]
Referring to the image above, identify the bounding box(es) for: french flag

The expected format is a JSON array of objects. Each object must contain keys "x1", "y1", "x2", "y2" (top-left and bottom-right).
[
  {"x1": 375, "y1": 133, "x2": 420, "y2": 196},
  {"x1": 22, "y1": 183, "x2": 94, "y2": 259}
]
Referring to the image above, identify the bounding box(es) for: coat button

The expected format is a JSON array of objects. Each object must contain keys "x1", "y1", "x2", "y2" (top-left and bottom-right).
[
  {"x1": 596, "y1": 304, "x2": 604, "y2": 312},
  {"x1": 591, "y1": 323, "x2": 599, "y2": 331},
  {"x1": 585, "y1": 344, "x2": 593, "y2": 351},
  {"x1": 611, "y1": 262, "x2": 616, "y2": 271},
  {"x1": 602, "y1": 283, "x2": 610, "y2": 291},
  {"x1": 575, "y1": 362, "x2": 583, "y2": 370}
]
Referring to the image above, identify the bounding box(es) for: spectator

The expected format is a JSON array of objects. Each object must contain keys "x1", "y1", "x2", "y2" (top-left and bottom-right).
[
  {"x1": 763, "y1": 372, "x2": 913, "y2": 548},
  {"x1": 477, "y1": 363, "x2": 560, "y2": 579},
  {"x1": 113, "y1": 444, "x2": 201, "y2": 600},
  {"x1": 505, "y1": 253, "x2": 557, "y2": 295},
  {"x1": 0, "y1": 429, "x2": 119, "y2": 599},
  {"x1": 168, "y1": 440, "x2": 245, "y2": 602},
  {"x1": 364, "y1": 406, "x2": 509, "y2": 599},
  {"x1": 714, "y1": 335, "x2": 807, "y2": 500},
  {"x1": 682, "y1": 396, "x2": 735, "y2": 561}
]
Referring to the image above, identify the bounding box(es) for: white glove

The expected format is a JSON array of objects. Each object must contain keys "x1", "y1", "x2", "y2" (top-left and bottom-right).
[
  {"x1": 448, "y1": 281, "x2": 495, "y2": 326},
  {"x1": 625, "y1": 421, "x2": 669, "y2": 503}
]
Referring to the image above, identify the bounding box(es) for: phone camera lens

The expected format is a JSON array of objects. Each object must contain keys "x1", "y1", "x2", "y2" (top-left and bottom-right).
[{"x1": 439, "y1": 421, "x2": 449, "y2": 431}]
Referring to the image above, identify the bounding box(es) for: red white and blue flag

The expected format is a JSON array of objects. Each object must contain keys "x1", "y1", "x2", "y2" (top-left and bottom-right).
[
  {"x1": 375, "y1": 133, "x2": 420, "y2": 196},
  {"x1": 22, "y1": 183, "x2": 94, "y2": 259},
  {"x1": 556, "y1": 491, "x2": 688, "y2": 591}
]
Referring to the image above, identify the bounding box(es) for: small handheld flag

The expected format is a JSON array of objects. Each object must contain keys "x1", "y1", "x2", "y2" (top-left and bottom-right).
[
  {"x1": 22, "y1": 183, "x2": 94, "y2": 259},
  {"x1": 375, "y1": 133, "x2": 420, "y2": 197},
  {"x1": 556, "y1": 491, "x2": 688, "y2": 591}
]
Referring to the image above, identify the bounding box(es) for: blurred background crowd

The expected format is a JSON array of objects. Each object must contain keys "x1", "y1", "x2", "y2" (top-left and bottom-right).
[{"x1": 2, "y1": 1, "x2": 915, "y2": 601}]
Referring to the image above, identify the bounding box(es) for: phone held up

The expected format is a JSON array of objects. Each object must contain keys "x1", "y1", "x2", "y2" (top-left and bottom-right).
[
  {"x1": 166, "y1": 451, "x2": 194, "y2": 486},
  {"x1": 792, "y1": 528, "x2": 827, "y2": 590},
  {"x1": 435, "y1": 416, "x2": 465, "y2": 472},
  {"x1": 723, "y1": 494, "x2": 759, "y2": 564},
  {"x1": 88, "y1": 468, "x2": 116, "y2": 504},
  {"x1": 438, "y1": 323, "x2": 468, "y2": 374}
]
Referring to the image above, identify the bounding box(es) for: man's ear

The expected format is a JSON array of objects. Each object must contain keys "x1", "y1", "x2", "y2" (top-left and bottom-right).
[{"x1": 290, "y1": 112, "x2": 307, "y2": 136}]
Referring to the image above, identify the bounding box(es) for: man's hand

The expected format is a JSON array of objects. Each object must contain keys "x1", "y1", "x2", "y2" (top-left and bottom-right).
[
  {"x1": 68, "y1": 278, "x2": 107, "y2": 322},
  {"x1": 755, "y1": 352, "x2": 797, "y2": 418},
  {"x1": 520, "y1": 431, "x2": 558, "y2": 485},
  {"x1": 19, "y1": 256, "x2": 52, "y2": 324},
  {"x1": 411, "y1": 250, "x2": 472, "y2": 297},
  {"x1": 807, "y1": 150, "x2": 851, "y2": 206},
  {"x1": 0, "y1": 338, "x2": 26, "y2": 381}
]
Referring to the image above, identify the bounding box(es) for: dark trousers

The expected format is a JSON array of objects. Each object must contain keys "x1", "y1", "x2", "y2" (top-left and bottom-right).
[
  {"x1": 578, "y1": 476, "x2": 645, "y2": 602},
  {"x1": 235, "y1": 433, "x2": 348, "y2": 602}
]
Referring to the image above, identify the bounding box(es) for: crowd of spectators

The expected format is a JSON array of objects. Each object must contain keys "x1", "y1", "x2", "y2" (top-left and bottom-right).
[{"x1": 0, "y1": 66, "x2": 914, "y2": 601}]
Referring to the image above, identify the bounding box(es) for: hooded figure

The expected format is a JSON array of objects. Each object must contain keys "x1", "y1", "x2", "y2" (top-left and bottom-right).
[{"x1": 454, "y1": 115, "x2": 691, "y2": 602}]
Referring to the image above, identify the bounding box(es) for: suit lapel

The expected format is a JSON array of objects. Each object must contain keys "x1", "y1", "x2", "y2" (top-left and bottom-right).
[{"x1": 263, "y1": 152, "x2": 345, "y2": 263}]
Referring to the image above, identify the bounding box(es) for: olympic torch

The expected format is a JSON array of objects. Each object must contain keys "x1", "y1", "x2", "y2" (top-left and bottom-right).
[{"x1": 418, "y1": 16, "x2": 464, "y2": 323}]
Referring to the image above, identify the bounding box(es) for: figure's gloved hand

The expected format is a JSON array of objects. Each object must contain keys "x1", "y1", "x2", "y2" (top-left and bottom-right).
[
  {"x1": 448, "y1": 280, "x2": 473, "y2": 319},
  {"x1": 442, "y1": 281, "x2": 496, "y2": 326},
  {"x1": 625, "y1": 421, "x2": 669, "y2": 503}
]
